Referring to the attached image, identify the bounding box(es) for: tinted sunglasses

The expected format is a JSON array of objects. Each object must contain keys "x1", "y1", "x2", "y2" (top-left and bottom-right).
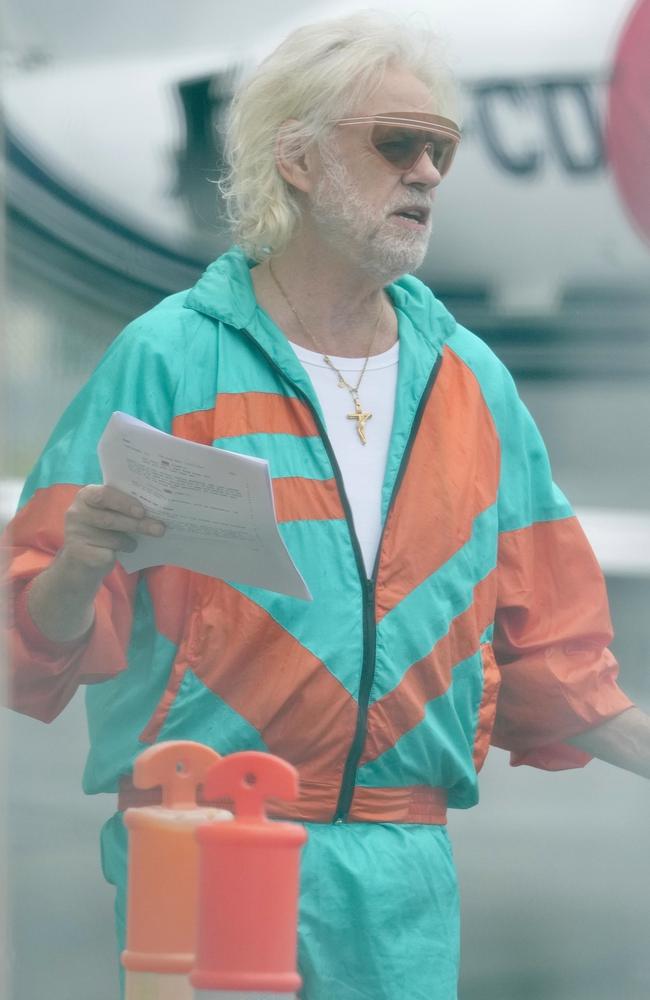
[{"x1": 332, "y1": 112, "x2": 461, "y2": 177}]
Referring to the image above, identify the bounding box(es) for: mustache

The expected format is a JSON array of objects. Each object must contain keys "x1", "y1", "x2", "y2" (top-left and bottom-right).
[{"x1": 388, "y1": 194, "x2": 434, "y2": 214}]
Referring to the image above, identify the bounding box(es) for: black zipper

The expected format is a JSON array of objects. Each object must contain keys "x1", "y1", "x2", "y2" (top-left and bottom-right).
[
  {"x1": 332, "y1": 351, "x2": 444, "y2": 821},
  {"x1": 238, "y1": 328, "x2": 443, "y2": 823}
]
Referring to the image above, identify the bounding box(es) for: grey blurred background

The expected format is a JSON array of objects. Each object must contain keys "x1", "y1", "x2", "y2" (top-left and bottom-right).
[{"x1": 2, "y1": 2, "x2": 650, "y2": 999}]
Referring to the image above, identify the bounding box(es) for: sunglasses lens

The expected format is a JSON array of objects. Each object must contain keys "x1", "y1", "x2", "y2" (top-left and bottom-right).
[
  {"x1": 433, "y1": 138, "x2": 456, "y2": 176},
  {"x1": 371, "y1": 126, "x2": 424, "y2": 169},
  {"x1": 371, "y1": 125, "x2": 455, "y2": 174}
]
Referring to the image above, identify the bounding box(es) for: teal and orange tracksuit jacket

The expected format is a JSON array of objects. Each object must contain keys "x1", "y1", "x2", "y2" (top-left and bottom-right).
[{"x1": 4, "y1": 247, "x2": 633, "y2": 1000}]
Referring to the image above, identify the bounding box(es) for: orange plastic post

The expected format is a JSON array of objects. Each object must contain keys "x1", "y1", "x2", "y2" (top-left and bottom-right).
[
  {"x1": 190, "y1": 751, "x2": 307, "y2": 995},
  {"x1": 121, "y1": 741, "x2": 231, "y2": 980}
]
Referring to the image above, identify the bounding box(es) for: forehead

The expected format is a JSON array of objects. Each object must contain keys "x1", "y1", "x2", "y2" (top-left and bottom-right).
[{"x1": 356, "y1": 65, "x2": 436, "y2": 118}]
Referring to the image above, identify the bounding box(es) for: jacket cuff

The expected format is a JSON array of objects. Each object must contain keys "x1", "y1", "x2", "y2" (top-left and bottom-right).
[{"x1": 508, "y1": 695, "x2": 635, "y2": 771}]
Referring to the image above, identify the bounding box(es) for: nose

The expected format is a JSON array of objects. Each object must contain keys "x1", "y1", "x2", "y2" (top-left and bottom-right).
[{"x1": 401, "y1": 147, "x2": 442, "y2": 189}]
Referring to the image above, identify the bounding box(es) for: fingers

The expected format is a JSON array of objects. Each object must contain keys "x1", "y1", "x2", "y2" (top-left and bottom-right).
[
  {"x1": 61, "y1": 485, "x2": 166, "y2": 582},
  {"x1": 78, "y1": 485, "x2": 165, "y2": 537},
  {"x1": 83, "y1": 484, "x2": 143, "y2": 517},
  {"x1": 68, "y1": 525, "x2": 139, "y2": 553},
  {"x1": 80, "y1": 504, "x2": 164, "y2": 538}
]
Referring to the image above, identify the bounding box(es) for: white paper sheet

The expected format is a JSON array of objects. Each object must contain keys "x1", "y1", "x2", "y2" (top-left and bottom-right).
[{"x1": 97, "y1": 412, "x2": 311, "y2": 600}]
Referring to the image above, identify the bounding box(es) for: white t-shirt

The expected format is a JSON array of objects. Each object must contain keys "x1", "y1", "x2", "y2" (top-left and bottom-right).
[{"x1": 290, "y1": 340, "x2": 400, "y2": 578}]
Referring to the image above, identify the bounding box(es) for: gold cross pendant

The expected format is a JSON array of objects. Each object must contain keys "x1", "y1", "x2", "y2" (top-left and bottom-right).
[{"x1": 347, "y1": 397, "x2": 372, "y2": 445}]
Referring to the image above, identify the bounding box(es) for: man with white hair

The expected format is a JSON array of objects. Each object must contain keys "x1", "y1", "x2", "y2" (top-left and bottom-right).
[{"x1": 5, "y1": 12, "x2": 650, "y2": 1000}]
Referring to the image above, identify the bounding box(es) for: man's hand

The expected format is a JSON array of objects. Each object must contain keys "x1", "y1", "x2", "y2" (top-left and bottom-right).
[
  {"x1": 60, "y1": 485, "x2": 165, "y2": 584},
  {"x1": 26, "y1": 485, "x2": 165, "y2": 643},
  {"x1": 566, "y1": 706, "x2": 650, "y2": 779}
]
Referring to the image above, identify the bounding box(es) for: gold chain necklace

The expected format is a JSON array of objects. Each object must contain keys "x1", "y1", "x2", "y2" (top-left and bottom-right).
[{"x1": 268, "y1": 261, "x2": 382, "y2": 445}]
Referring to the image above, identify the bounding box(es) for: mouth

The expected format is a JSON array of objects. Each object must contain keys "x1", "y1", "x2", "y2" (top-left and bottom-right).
[{"x1": 390, "y1": 205, "x2": 431, "y2": 228}]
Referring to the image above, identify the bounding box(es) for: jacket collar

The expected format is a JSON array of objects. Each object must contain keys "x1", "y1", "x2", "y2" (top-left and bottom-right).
[{"x1": 184, "y1": 245, "x2": 456, "y2": 361}]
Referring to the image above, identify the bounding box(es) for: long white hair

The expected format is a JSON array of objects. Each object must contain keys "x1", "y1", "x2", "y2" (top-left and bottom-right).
[{"x1": 220, "y1": 11, "x2": 459, "y2": 260}]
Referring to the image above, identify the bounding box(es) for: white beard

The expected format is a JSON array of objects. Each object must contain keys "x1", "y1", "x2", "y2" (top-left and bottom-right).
[{"x1": 311, "y1": 146, "x2": 433, "y2": 284}]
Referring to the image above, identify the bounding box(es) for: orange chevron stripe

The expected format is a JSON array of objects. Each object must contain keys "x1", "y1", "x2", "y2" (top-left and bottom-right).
[
  {"x1": 173, "y1": 402, "x2": 341, "y2": 523},
  {"x1": 143, "y1": 577, "x2": 357, "y2": 780},
  {"x1": 173, "y1": 392, "x2": 319, "y2": 443},
  {"x1": 361, "y1": 570, "x2": 497, "y2": 765},
  {"x1": 375, "y1": 347, "x2": 500, "y2": 622},
  {"x1": 272, "y1": 476, "x2": 344, "y2": 523},
  {"x1": 144, "y1": 566, "x2": 195, "y2": 644},
  {"x1": 491, "y1": 517, "x2": 632, "y2": 753},
  {"x1": 172, "y1": 408, "x2": 216, "y2": 445}
]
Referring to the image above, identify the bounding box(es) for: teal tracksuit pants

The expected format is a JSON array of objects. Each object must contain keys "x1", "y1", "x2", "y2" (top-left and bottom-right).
[{"x1": 101, "y1": 813, "x2": 460, "y2": 1000}]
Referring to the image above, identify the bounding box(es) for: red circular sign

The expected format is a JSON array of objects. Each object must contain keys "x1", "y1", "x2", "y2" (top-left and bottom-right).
[{"x1": 607, "y1": 0, "x2": 650, "y2": 244}]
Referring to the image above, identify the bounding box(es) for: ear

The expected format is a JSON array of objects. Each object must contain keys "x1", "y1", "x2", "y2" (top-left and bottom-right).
[{"x1": 275, "y1": 119, "x2": 316, "y2": 194}]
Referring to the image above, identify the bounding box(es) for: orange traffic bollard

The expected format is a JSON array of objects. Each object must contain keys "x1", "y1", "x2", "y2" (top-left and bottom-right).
[
  {"x1": 191, "y1": 751, "x2": 307, "y2": 999},
  {"x1": 121, "y1": 741, "x2": 232, "y2": 1000}
]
